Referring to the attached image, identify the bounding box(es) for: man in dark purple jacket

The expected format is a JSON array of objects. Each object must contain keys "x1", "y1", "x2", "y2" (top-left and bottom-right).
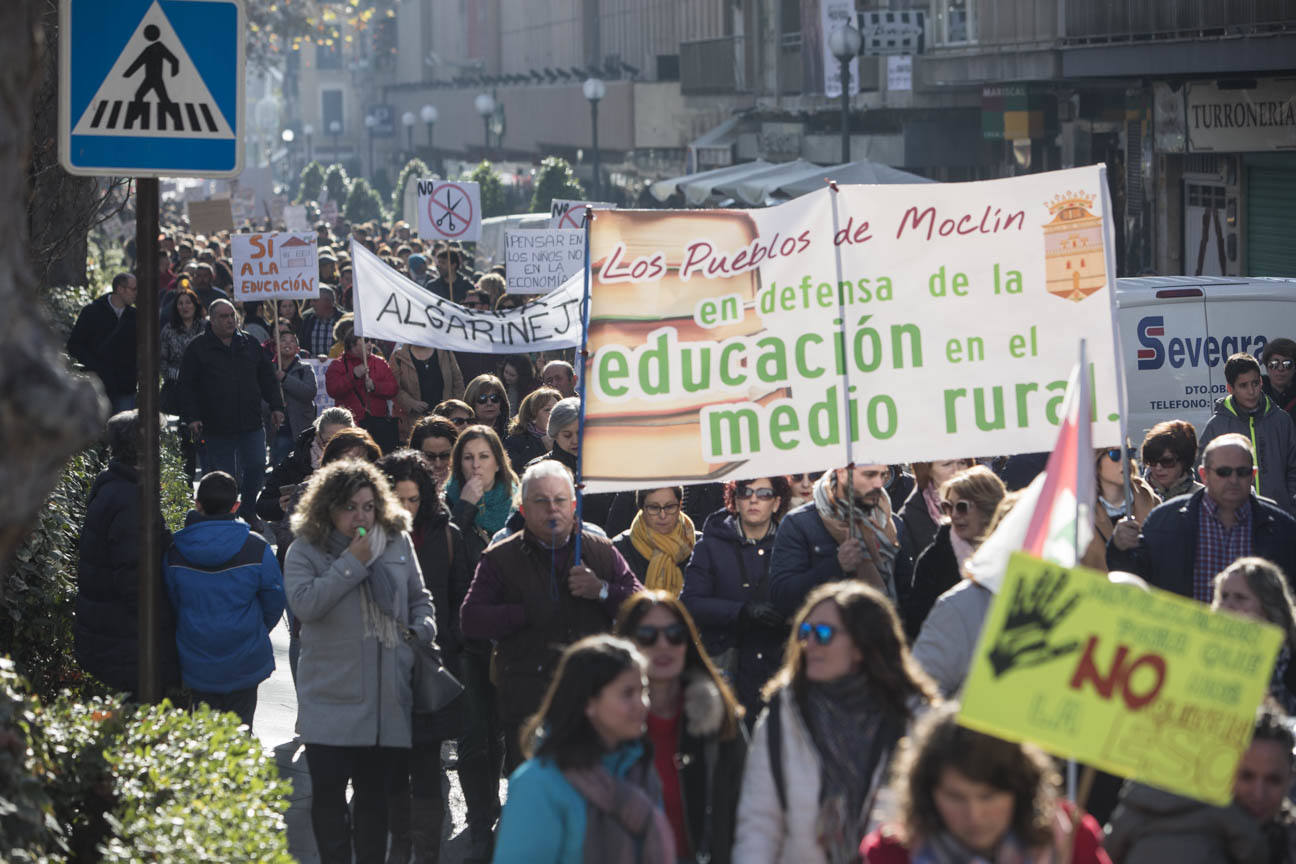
[{"x1": 460, "y1": 459, "x2": 642, "y2": 771}]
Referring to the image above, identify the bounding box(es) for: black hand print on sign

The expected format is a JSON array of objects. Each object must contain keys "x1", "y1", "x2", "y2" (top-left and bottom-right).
[{"x1": 987, "y1": 568, "x2": 1083, "y2": 678}]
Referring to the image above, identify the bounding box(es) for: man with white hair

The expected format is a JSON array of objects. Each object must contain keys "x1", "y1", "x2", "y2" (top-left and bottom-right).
[
  {"x1": 539, "y1": 359, "x2": 578, "y2": 398},
  {"x1": 459, "y1": 459, "x2": 642, "y2": 771},
  {"x1": 1108, "y1": 432, "x2": 1296, "y2": 600}
]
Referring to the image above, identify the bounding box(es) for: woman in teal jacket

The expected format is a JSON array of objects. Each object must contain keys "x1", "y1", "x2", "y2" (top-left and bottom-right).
[{"x1": 492, "y1": 634, "x2": 676, "y2": 864}]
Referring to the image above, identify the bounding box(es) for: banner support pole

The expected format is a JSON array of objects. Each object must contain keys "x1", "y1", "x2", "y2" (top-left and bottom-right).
[
  {"x1": 826, "y1": 180, "x2": 857, "y2": 538},
  {"x1": 572, "y1": 206, "x2": 594, "y2": 563}
]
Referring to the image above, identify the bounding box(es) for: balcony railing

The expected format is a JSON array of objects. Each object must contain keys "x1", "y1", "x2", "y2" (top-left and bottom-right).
[{"x1": 1064, "y1": 0, "x2": 1296, "y2": 42}]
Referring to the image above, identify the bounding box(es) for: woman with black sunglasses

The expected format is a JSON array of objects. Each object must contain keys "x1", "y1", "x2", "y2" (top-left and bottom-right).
[
  {"x1": 681, "y1": 476, "x2": 792, "y2": 721},
  {"x1": 1084, "y1": 445, "x2": 1160, "y2": 571},
  {"x1": 735, "y1": 581, "x2": 938, "y2": 864},
  {"x1": 463, "y1": 374, "x2": 511, "y2": 441},
  {"x1": 901, "y1": 466, "x2": 1004, "y2": 640},
  {"x1": 1139, "y1": 420, "x2": 1202, "y2": 501},
  {"x1": 614, "y1": 592, "x2": 747, "y2": 864}
]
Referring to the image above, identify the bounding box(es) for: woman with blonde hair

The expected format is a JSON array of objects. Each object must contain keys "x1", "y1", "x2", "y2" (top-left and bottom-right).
[
  {"x1": 1213, "y1": 557, "x2": 1296, "y2": 714},
  {"x1": 284, "y1": 459, "x2": 436, "y2": 864},
  {"x1": 734, "y1": 581, "x2": 938, "y2": 864},
  {"x1": 902, "y1": 465, "x2": 1005, "y2": 640},
  {"x1": 504, "y1": 386, "x2": 561, "y2": 473}
]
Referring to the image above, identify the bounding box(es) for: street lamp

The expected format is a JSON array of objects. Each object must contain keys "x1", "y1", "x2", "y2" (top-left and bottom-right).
[
  {"x1": 828, "y1": 22, "x2": 862, "y2": 164},
  {"x1": 303, "y1": 123, "x2": 314, "y2": 162},
  {"x1": 582, "y1": 77, "x2": 606, "y2": 199},
  {"x1": 420, "y1": 104, "x2": 438, "y2": 148},
  {"x1": 364, "y1": 114, "x2": 378, "y2": 179},
  {"x1": 281, "y1": 129, "x2": 295, "y2": 178},
  {"x1": 474, "y1": 92, "x2": 495, "y2": 155},
  {"x1": 401, "y1": 110, "x2": 416, "y2": 154},
  {"x1": 329, "y1": 120, "x2": 341, "y2": 161}
]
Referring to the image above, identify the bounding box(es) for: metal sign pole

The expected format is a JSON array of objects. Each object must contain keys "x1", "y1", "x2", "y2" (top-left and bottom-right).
[{"x1": 136, "y1": 177, "x2": 162, "y2": 703}]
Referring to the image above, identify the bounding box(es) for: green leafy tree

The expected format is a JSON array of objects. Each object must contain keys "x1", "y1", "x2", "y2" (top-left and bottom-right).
[
  {"x1": 296, "y1": 161, "x2": 325, "y2": 203},
  {"x1": 392, "y1": 158, "x2": 431, "y2": 219},
  {"x1": 323, "y1": 163, "x2": 350, "y2": 205},
  {"x1": 530, "y1": 156, "x2": 585, "y2": 214},
  {"x1": 465, "y1": 160, "x2": 508, "y2": 218},
  {"x1": 344, "y1": 178, "x2": 387, "y2": 224}
]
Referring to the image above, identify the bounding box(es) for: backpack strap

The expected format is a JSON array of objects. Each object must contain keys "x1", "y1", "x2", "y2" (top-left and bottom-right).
[{"x1": 766, "y1": 690, "x2": 787, "y2": 812}]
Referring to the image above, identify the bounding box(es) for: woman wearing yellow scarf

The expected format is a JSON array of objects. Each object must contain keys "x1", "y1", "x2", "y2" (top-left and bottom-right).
[{"x1": 613, "y1": 487, "x2": 701, "y2": 596}]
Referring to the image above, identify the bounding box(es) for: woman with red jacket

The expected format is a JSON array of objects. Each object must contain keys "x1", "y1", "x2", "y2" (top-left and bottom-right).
[
  {"x1": 325, "y1": 332, "x2": 400, "y2": 451},
  {"x1": 861, "y1": 703, "x2": 1109, "y2": 864}
]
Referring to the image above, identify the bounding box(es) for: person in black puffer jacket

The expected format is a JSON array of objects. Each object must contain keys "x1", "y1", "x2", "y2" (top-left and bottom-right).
[
  {"x1": 680, "y1": 476, "x2": 791, "y2": 722},
  {"x1": 74, "y1": 410, "x2": 179, "y2": 699}
]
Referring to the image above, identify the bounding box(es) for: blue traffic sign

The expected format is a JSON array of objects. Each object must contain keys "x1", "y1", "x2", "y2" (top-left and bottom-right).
[{"x1": 59, "y1": 0, "x2": 245, "y2": 177}]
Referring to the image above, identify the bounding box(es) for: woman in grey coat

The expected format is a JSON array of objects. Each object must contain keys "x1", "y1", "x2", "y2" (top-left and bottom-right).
[{"x1": 285, "y1": 459, "x2": 437, "y2": 864}]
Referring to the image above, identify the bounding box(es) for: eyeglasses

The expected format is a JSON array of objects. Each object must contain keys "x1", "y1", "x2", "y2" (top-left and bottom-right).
[
  {"x1": 448, "y1": 415, "x2": 469, "y2": 426},
  {"x1": 736, "y1": 486, "x2": 778, "y2": 501},
  {"x1": 642, "y1": 503, "x2": 680, "y2": 517},
  {"x1": 1268, "y1": 359, "x2": 1294, "y2": 371},
  {"x1": 797, "y1": 621, "x2": 837, "y2": 646},
  {"x1": 1207, "y1": 465, "x2": 1255, "y2": 479},
  {"x1": 789, "y1": 472, "x2": 824, "y2": 483},
  {"x1": 475, "y1": 393, "x2": 501, "y2": 405},
  {"x1": 423, "y1": 451, "x2": 452, "y2": 463},
  {"x1": 940, "y1": 499, "x2": 972, "y2": 516},
  {"x1": 1105, "y1": 447, "x2": 1137, "y2": 462},
  {"x1": 633, "y1": 622, "x2": 688, "y2": 647},
  {"x1": 1149, "y1": 455, "x2": 1180, "y2": 469}
]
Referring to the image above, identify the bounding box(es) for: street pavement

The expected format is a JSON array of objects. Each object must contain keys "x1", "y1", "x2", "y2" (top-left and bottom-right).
[{"x1": 254, "y1": 617, "x2": 494, "y2": 864}]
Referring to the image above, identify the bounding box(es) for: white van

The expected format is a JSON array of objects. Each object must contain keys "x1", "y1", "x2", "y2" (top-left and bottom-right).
[{"x1": 1116, "y1": 275, "x2": 1296, "y2": 439}]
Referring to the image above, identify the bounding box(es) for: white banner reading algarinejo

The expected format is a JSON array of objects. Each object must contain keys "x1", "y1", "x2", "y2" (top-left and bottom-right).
[
  {"x1": 582, "y1": 165, "x2": 1123, "y2": 492},
  {"x1": 350, "y1": 239, "x2": 583, "y2": 354}
]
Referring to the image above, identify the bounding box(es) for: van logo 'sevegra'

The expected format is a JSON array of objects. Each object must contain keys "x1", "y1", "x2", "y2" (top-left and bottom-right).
[{"x1": 1135, "y1": 315, "x2": 1267, "y2": 371}]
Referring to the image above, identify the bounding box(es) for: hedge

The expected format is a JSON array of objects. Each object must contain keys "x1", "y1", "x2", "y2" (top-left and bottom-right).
[{"x1": 0, "y1": 661, "x2": 293, "y2": 863}]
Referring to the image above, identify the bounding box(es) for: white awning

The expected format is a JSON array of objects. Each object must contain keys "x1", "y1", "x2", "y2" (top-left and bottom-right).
[
  {"x1": 728, "y1": 159, "x2": 829, "y2": 206},
  {"x1": 649, "y1": 160, "x2": 774, "y2": 204},
  {"x1": 774, "y1": 160, "x2": 934, "y2": 199},
  {"x1": 678, "y1": 160, "x2": 802, "y2": 207}
]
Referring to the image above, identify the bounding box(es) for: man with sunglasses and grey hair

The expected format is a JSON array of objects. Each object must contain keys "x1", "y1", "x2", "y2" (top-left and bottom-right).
[{"x1": 1108, "y1": 433, "x2": 1296, "y2": 601}]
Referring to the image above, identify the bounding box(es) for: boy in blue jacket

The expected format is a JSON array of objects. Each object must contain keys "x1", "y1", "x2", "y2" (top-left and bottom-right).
[{"x1": 164, "y1": 471, "x2": 284, "y2": 726}]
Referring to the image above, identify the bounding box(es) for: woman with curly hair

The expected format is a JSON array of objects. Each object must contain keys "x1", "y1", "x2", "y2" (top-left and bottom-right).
[
  {"x1": 734, "y1": 581, "x2": 938, "y2": 864},
  {"x1": 861, "y1": 703, "x2": 1109, "y2": 863},
  {"x1": 614, "y1": 592, "x2": 747, "y2": 864},
  {"x1": 284, "y1": 460, "x2": 436, "y2": 864},
  {"x1": 680, "y1": 475, "x2": 791, "y2": 720}
]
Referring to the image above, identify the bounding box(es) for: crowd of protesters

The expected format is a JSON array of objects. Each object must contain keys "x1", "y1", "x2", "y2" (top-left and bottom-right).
[{"x1": 63, "y1": 211, "x2": 1296, "y2": 864}]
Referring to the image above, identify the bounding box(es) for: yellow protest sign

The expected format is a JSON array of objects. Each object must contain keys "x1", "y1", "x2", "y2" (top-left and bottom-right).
[{"x1": 958, "y1": 552, "x2": 1282, "y2": 806}]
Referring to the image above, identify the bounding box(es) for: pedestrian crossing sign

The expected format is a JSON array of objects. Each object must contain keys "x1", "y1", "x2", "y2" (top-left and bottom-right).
[{"x1": 59, "y1": 0, "x2": 245, "y2": 178}]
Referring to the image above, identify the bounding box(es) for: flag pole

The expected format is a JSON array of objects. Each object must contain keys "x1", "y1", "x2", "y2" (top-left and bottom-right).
[{"x1": 572, "y1": 206, "x2": 594, "y2": 564}]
